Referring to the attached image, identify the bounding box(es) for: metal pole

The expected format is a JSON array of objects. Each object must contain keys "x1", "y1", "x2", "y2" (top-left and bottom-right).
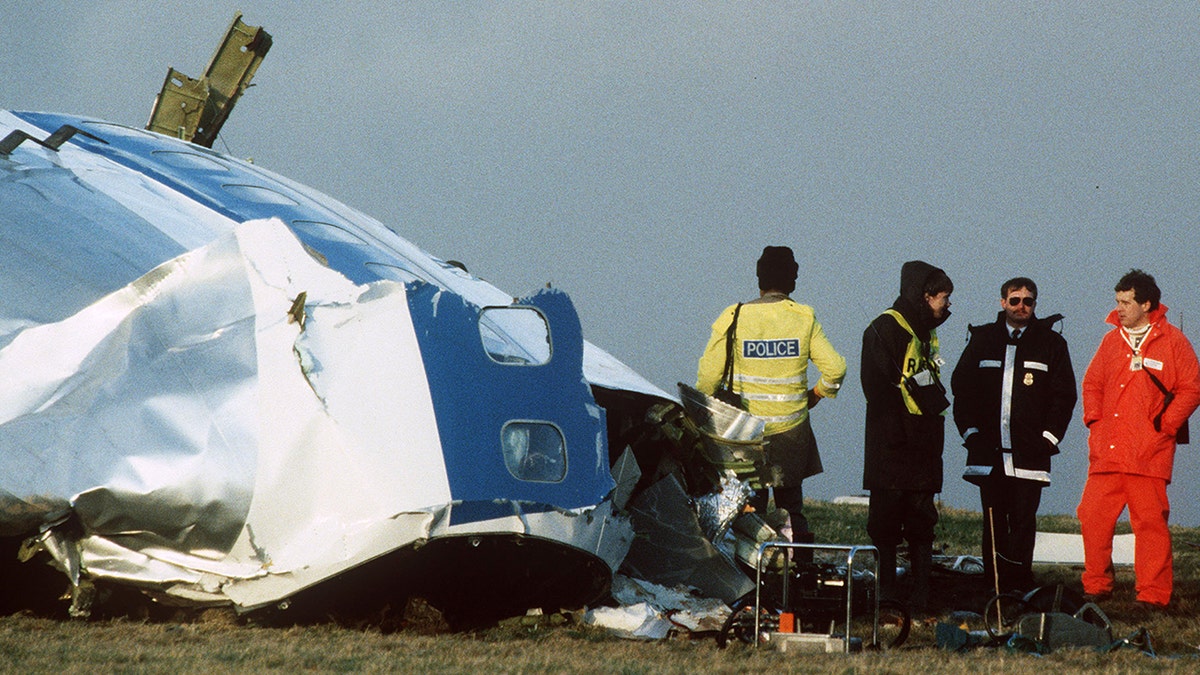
[{"x1": 988, "y1": 507, "x2": 1002, "y2": 630}]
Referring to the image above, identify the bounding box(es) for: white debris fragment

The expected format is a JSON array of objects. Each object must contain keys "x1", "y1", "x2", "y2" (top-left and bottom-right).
[
  {"x1": 585, "y1": 575, "x2": 732, "y2": 638},
  {"x1": 584, "y1": 603, "x2": 672, "y2": 640}
]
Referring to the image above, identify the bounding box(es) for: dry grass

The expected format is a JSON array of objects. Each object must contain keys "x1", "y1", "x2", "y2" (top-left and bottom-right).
[
  {"x1": 2, "y1": 502, "x2": 1199, "y2": 673},
  {"x1": 2, "y1": 613, "x2": 1197, "y2": 674}
]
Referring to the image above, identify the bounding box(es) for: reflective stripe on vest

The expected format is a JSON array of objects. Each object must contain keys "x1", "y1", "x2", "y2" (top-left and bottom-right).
[
  {"x1": 755, "y1": 410, "x2": 807, "y2": 425},
  {"x1": 733, "y1": 373, "x2": 806, "y2": 385},
  {"x1": 738, "y1": 391, "x2": 806, "y2": 402}
]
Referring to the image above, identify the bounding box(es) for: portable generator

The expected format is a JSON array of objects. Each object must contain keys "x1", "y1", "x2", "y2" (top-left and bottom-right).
[{"x1": 718, "y1": 541, "x2": 910, "y2": 652}]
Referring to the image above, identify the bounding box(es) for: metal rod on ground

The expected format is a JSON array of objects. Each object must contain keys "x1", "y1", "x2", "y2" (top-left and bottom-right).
[{"x1": 989, "y1": 507, "x2": 1002, "y2": 630}]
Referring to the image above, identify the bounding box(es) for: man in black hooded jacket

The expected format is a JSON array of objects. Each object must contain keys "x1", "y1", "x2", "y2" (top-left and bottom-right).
[
  {"x1": 861, "y1": 260, "x2": 953, "y2": 611},
  {"x1": 950, "y1": 277, "x2": 1076, "y2": 593}
]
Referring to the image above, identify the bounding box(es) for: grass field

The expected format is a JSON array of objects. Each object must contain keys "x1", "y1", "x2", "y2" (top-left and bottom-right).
[{"x1": 3, "y1": 500, "x2": 1199, "y2": 673}]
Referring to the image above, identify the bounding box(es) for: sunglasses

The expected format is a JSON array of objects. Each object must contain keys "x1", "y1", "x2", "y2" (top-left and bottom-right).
[{"x1": 1007, "y1": 296, "x2": 1036, "y2": 307}]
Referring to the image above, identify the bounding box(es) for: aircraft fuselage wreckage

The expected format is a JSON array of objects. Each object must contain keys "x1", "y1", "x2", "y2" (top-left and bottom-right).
[{"x1": 0, "y1": 16, "x2": 757, "y2": 626}]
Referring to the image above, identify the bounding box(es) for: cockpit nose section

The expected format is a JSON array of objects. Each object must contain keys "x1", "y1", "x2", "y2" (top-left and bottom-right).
[{"x1": 406, "y1": 284, "x2": 612, "y2": 511}]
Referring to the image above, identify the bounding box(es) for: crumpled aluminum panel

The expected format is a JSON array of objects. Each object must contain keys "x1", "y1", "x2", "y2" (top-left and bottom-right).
[
  {"x1": 0, "y1": 108, "x2": 642, "y2": 611},
  {"x1": 2, "y1": 218, "x2": 632, "y2": 610}
]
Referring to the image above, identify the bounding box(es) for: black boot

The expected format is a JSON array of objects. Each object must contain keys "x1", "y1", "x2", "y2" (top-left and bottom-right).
[
  {"x1": 793, "y1": 528, "x2": 814, "y2": 565},
  {"x1": 909, "y1": 542, "x2": 933, "y2": 614},
  {"x1": 876, "y1": 544, "x2": 898, "y2": 602}
]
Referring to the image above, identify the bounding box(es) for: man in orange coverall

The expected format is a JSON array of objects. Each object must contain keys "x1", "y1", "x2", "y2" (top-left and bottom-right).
[{"x1": 1078, "y1": 269, "x2": 1200, "y2": 609}]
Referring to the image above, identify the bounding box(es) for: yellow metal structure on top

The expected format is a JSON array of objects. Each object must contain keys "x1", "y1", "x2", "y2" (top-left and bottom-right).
[{"x1": 146, "y1": 13, "x2": 271, "y2": 147}]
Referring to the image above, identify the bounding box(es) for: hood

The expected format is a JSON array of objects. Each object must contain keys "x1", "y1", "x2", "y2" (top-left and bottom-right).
[
  {"x1": 899, "y1": 260, "x2": 941, "y2": 305},
  {"x1": 892, "y1": 260, "x2": 950, "y2": 337}
]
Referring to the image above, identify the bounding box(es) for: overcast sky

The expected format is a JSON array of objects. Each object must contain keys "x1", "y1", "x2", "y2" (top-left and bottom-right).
[{"x1": 5, "y1": 2, "x2": 1199, "y2": 524}]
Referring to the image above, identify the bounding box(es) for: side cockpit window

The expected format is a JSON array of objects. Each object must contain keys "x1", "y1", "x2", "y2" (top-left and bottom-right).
[
  {"x1": 479, "y1": 306, "x2": 550, "y2": 365},
  {"x1": 501, "y1": 421, "x2": 566, "y2": 483}
]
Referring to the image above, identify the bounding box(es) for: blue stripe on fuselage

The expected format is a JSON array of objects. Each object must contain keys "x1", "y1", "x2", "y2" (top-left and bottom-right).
[{"x1": 14, "y1": 112, "x2": 400, "y2": 286}]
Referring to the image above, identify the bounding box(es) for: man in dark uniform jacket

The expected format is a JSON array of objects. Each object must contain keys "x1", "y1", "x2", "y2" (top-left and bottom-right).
[{"x1": 951, "y1": 277, "x2": 1077, "y2": 592}]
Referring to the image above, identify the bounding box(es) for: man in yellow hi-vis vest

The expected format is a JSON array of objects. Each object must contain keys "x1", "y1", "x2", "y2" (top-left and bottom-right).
[
  {"x1": 697, "y1": 246, "x2": 846, "y2": 542},
  {"x1": 861, "y1": 260, "x2": 953, "y2": 613}
]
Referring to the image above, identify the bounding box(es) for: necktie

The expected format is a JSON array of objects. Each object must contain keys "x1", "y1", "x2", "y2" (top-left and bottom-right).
[{"x1": 1012, "y1": 329, "x2": 1021, "y2": 341}]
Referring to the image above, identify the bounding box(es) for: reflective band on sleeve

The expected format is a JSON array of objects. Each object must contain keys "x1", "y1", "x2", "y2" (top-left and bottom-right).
[{"x1": 1012, "y1": 467, "x2": 1051, "y2": 483}]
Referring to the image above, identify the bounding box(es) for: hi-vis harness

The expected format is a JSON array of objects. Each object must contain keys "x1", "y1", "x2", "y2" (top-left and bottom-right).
[{"x1": 884, "y1": 309, "x2": 941, "y2": 415}]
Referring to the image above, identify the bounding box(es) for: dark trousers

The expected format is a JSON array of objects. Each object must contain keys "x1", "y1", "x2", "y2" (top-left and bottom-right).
[
  {"x1": 866, "y1": 489, "x2": 938, "y2": 547},
  {"x1": 980, "y1": 475, "x2": 1043, "y2": 593},
  {"x1": 867, "y1": 489, "x2": 938, "y2": 610}
]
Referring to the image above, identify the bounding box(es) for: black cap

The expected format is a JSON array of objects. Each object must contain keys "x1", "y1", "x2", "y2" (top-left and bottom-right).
[{"x1": 757, "y1": 246, "x2": 798, "y2": 293}]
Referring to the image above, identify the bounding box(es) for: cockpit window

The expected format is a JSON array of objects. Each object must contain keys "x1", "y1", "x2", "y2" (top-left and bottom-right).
[
  {"x1": 479, "y1": 307, "x2": 551, "y2": 365},
  {"x1": 501, "y1": 422, "x2": 566, "y2": 483}
]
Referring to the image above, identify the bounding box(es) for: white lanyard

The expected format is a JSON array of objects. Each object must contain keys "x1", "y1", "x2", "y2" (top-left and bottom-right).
[{"x1": 1121, "y1": 324, "x2": 1152, "y2": 370}]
